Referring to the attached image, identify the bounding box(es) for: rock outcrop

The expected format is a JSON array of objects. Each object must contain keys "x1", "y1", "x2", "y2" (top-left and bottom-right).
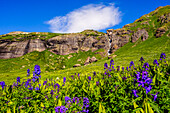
[
  {"x1": 107, "y1": 29, "x2": 132, "y2": 53},
  {"x1": 131, "y1": 29, "x2": 149, "y2": 42},
  {"x1": 84, "y1": 56, "x2": 98, "y2": 65},
  {"x1": 0, "y1": 30, "x2": 109, "y2": 59}
]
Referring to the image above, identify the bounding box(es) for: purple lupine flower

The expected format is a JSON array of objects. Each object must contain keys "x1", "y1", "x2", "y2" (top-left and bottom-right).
[
  {"x1": 88, "y1": 76, "x2": 91, "y2": 81},
  {"x1": 93, "y1": 72, "x2": 96, "y2": 76},
  {"x1": 55, "y1": 106, "x2": 60, "y2": 113},
  {"x1": 122, "y1": 76, "x2": 127, "y2": 81},
  {"x1": 145, "y1": 85, "x2": 152, "y2": 94},
  {"x1": 82, "y1": 109, "x2": 89, "y2": 113},
  {"x1": 104, "y1": 71, "x2": 107, "y2": 75},
  {"x1": 50, "y1": 90, "x2": 54, "y2": 95},
  {"x1": 145, "y1": 78, "x2": 152, "y2": 84},
  {"x1": 96, "y1": 81, "x2": 99, "y2": 86},
  {"x1": 27, "y1": 69, "x2": 30, "y2": 76},
  {"x1": 136, "y1": 72, "x2": 141, "y2": 80},
  {"x1": 122, "y1": 67, "x2": 124, "y2": 71},
  {"x1": 83, "y1": 97, "x2": 89, "y2": 108},
  {"x1": 0, "y1": 81, "x2": 5, "y2": 89},
  {"x1": 28, "y1": 86, "x2": 33, "y2": 90},
  {"x1": 143, "y1": 63, "x2": 149, "y2": 70},
  {"x1": 34, "y1": 65, "x2": 41, "y2": 75},
  {"x1": 78, "y1": 73, "x2": 80, "y2": 78},
  {"x1": 110, "y1": 59, "x2": 114, "y2": 66},
  {"x1": 27, "y1": 79, "x2": 31, "y2": 82},
  {"x1": 60, "y1": 106, "x2": 68, "y2": 113},
  {"x1": 112, "y1": 66, "x2": 114, "y2": 69},
  {"x1": 132, "y1": 89, "x2": 138, "y2": 97},
  {"x1": 153, "y1": 59, "x2": 159, "y2": 66},
  {"x1": 137, "y1": 80, "x2": 146, "y2": 88},
  {"x1": 151, "y1": 92, "x2": 159, "y2": 101},
  {"x1": 117, "y1": 66, "x2": 120, "y2": 71},
  {"x1": 139, "y1": 57, "x2": 145, "y2": 62},
  {"x1": 43, "y1": 81, "x2": 47, "y2": 85},
  {"x1": 104, "y1": 63, "x2": 108, "y2": 69},
  {"x1": 130, "y1": 61, "x2": 134, "y2": 66},
  {"x1": 126, "y1": 67, "x2": 129, "y2": 71},
  {"x1": 160, "y1": 53, "x2": 166, "y2": 59},
  {"x1": 56, "y1": 95, "x2": 59, "y2": 99},
  {"x1": 71, "y1": 75, "x2": 74, "y2": 79},
  {"x1": 63, "y1": 77, "x2": 66, "y2": 84},
  {"x1": 32, "y1": 78, "x2": 36, "y2": 82},
  {"x1": 13, "y1": 82, "x2": 18, "y2": 88},
  {"x1": 35, "y1": 86, "x2": 39, "y2": 90},
  {"x1": 17, "y1": 77, "x2": 20, "y2": 83},
  {"x1": 65, "y1": 96, "x2": 71, "y2": 104},
  {"x1": 72, "y1": 97, "x2": 79, "y2": 104},
  {"x1": 39, "y1": 84, "x2": 41, "y2": 88}
]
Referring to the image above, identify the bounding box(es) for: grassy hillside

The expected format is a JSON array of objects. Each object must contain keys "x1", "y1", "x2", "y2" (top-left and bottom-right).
[{"x1": 0, "y1": 33, "x2": 169, "y2": 85}]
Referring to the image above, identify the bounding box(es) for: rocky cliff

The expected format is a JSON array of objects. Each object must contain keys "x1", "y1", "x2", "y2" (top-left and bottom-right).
[
  {"x1": 0, "y1": 30, "x2": 109, "y2": 59},
  {"x1": 107, "y1": 5, "x2": 170, "y2": 54}
]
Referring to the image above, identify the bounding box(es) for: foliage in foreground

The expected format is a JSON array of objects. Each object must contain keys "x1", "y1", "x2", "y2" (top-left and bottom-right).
[{"x1": 0, "y1": 53, "x2": 169, "y2": 113}]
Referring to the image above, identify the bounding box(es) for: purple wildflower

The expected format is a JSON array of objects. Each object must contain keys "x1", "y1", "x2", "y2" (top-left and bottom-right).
[
  {"x1": 72, "y1": 97, "x2": 79, "y2": 104},
  {"x1": 65, "y1": 96, "x2": 71, "y2": 104},
  {"x1": 88, "y1": 76, "x2": 91, "y2": 81},
  {"x1": 132, "y1": 89, "x2": 138, "y2": 97},
  {"x1": 139, "y1": 57, "x2": 145, "y2": 62},
  {"x1": 17, "y1": 77, "x2": 20, "y2": 83},
  {"x1": 83, "y1": 97, "x2": 89, "y2": 108},
  {"x1": 143, "y1": 63, "x2": 149, "y2": 70},
  {"x1": 35, "y1": 86, "x2": 39, "y2": 90},
  {"x1": 151, "y1": 92, "x2": 159, "y2": 101},
  {"x1": 0, "y1": 81, "x2": 5, "y2": 89},
  {"x1": 145, "y1": 85, "x2": 152, "y2": 94},
  {"x1": 153, "y1": 59, "x2": 159, "y2": 66},
  {"x1": 130, "y1": 61, "x2": 134, "y2": 66},
  {"x1": 110, "y1": 59, "x2": 114, "y2": 66},
  {"x1": 43, "y1": 81, "x2": 47, "y2": 85},
  {"x1": 104, "y1": 63, "x2": 108, "y2": 69},
  {"x1": 122, "y1": 67, "x2": 124, "y2": 71},
  {"x1": 63, "y1": 77, "x2": 66, "y2": 84},
  {"x1": 28, "y1": 86, "x2": 33, "y2": 90},
  {"x1": 96, "y1": 81, "x2": 99, "y2": 86},
  {"x1": 27, "y1": 69, "x2": 30, "y2": 76},
  {"x1": 160, "y1": 53, "x2": 166, "y2": 59}
]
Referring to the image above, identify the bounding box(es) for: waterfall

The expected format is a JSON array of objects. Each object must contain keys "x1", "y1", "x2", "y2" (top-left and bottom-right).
[{"x1": 108, "y1": 38, "x2": 111, "y2": 56}]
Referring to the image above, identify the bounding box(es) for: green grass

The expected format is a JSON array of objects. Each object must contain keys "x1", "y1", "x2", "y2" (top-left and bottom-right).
[{"x1": 0, "y1": 33, "x2": 169, "y2": 85}]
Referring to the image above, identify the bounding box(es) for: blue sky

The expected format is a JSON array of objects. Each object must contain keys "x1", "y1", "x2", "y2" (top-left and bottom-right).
[{"x1": 0, "y1": 0, "x2": 169, "y2": 35}]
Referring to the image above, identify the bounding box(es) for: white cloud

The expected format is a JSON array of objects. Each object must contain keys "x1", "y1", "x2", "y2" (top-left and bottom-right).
[{"x1": 46, "y1": 3, "x2": 122, "y2": 33}]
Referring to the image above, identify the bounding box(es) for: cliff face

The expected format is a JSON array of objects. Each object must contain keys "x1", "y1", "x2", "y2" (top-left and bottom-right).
[
  {"x1": 0, "y1": 30, "x2": 109, "y2": 59},
  {"x1": 107, "y1": 5, "x2": 170, "y2": 54}
]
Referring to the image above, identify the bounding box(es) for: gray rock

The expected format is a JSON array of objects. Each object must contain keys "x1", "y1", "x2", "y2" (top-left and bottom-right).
[
  {"x1": 73, "y1": 64, "x2": 81, "y2": 67},
  {"x1": 131, "y1": 29, "x2": 149, "y2": 42},
  {"x1": 89, "y1": 56, "x2": 97, "y2": 63}
]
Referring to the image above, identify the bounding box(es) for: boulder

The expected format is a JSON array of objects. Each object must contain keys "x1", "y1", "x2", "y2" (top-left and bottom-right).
[
  {"x1": 73, "y1": 64, "x2": 81, "y2": 67},
  {"x1": 131, "y1": 29, "x2": 149, "y2": 42},
  {"x1": 155, "y1": 27, "x2": 166, "y2": 38},
  {"x1": 89, "y1": 56, "x2": 97, "y2": 63},
  {"x1": 84, "y1": 57, "x2": 90, "y2": 65}
]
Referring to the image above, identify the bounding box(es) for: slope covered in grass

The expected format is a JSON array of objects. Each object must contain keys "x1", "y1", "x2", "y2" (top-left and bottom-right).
[{"x1": 0, "y1": 33, "x2": 169, "y2": 85}]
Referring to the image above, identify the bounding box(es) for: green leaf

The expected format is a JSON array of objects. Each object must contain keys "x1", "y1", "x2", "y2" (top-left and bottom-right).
[
  {"x1": 148, "y1": 101, "x2": 160, "y2": 113},
  {"x1": 147, "y1": 103, "x2": 154, "y2": 113}
]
